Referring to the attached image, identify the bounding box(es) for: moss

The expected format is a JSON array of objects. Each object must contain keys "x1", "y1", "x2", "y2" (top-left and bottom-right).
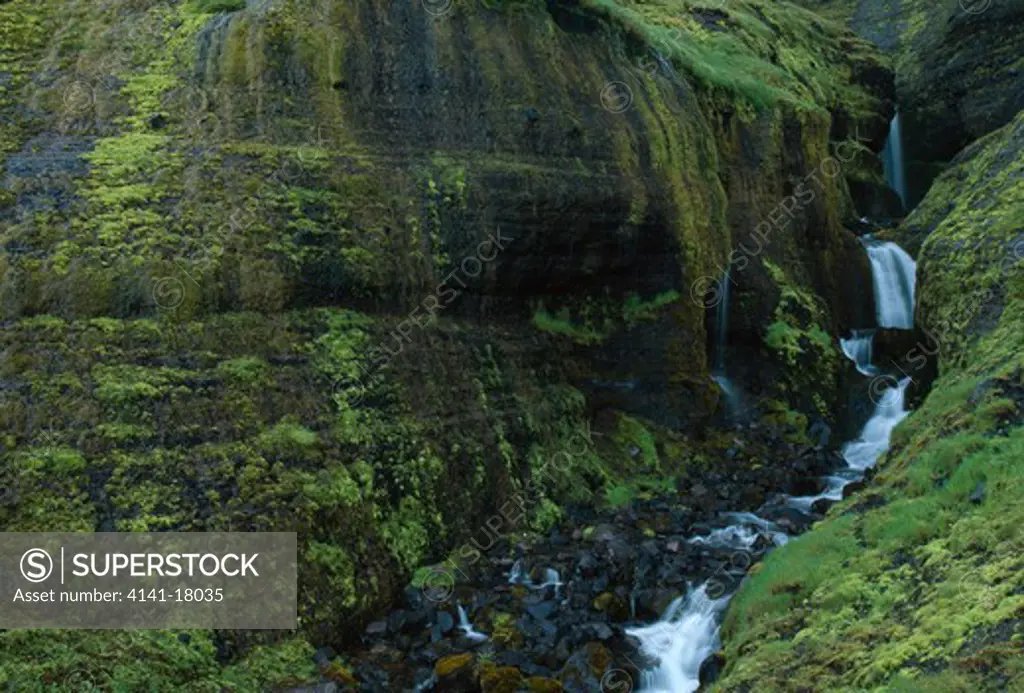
[
  {"x1": 577, "y1": 0, "x2": 878, "y2": 114},
  {"x1": 0, "y1": 630, "x2": 317, "y2": 691},
  {"x1": 532, "y1": 304, "x2": 606, "y2": 345},
  {"x1": 435, "y1": 653, "x2": 474, "y2": 678},
  {"x1": 531, "y1": 497, "x2": 563, "y2": 534},
  {"x1": 614, "y1": 413, "x2": 660, "y2": 469},
  {"x1": 623, "y1": 289, "x2": 681, "y2": 324},
  {"x1": 0, "y1": 0, "x2": 895, "y2": 682},
  {"x1": 759, "y1": 260, "x2": 841, "y2": 419},
  {"x1": 479, "y1": 663, "x2": 524, "y2": 693},
  {"x1": 187, "y1": 0, "x2": 248, "y2": 13},
  {"x1": 489, "y1": 613, "x2": 525, "y2": 650},
  {"x1": 527, "y1": 677, "x2": 564, "y2": 693}
]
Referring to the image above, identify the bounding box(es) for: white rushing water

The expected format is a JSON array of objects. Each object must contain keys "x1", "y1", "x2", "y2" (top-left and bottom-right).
[
  {"x1": 456, "y1": 604, "x2": 487, "y2": 642},
  {"x1": 507, "y1": 558, "x2": 529, "y2": 585},
  {"x1": 789, "y1": 377, "x2": 911, "y2": 510},
  {"x1": 691, "y1": 513, "x2": 789, "y2": 549},
  {"x1": 840, "y1": 329, "x2": 878, "y2": 376},
  {"x1": 865, "y1": 240, "x2": 916, "y2": 329},
  {"x1": 627, "y1": 585, "x2": 730, "y2": 693},
  {"x1": 842, "y1": 379, "x2": 911, "y2": 471},
  {"x1": 712, "y1": 374, "x2": 744, "y2": 423},
  {"x1": 630, "y1": 241, "x2": 915, "y2": 690}
]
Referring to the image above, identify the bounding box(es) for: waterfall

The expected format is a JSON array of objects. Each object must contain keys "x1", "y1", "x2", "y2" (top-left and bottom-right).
[
  {"x1": 840, "y1": 329, "x2": 877, "y2": 376},
  {"x1": 629, "y1": 241, "x2": 917, "y2": 690},
  {"x1": 841, "y1": 379, "x2": 911, "y2": 471},
  {"x1": 713, "y1": 272, "x2": 731, "y2": 373},
  {"x1": 882, "y1": 110, "x2": 908, "y2": 210},
  {"x1": 712, "y1": 271, "x2": 745, "y2": 421},
  {"x1": 626, "y1": 585, "x2": 730, "y2": 693},
  {"x1": 789, "y1": 240, "x2": 914, "y2": 510},
  {"x1": 864, "y1": 240, "x2": 916, "y2": 329}
]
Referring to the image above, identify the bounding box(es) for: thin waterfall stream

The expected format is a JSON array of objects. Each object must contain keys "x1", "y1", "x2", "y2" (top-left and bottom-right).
[
  {"x1": 711, "y1": 271, "x2": 744, "y2": 422},
  {"x1": 882, "y1": 110, "x2": 908, "y2": 211}
]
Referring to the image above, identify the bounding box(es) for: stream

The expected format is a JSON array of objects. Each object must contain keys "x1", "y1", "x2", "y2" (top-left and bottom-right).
[
  {"x1": 625, "y1": 240, "x2": 915, "y2": 692},
  {"x1": 337, "y1": 240, "x2": 918, "y2": 693}
]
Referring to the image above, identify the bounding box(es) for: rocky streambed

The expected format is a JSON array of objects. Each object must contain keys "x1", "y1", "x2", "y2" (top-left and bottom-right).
[{"x1": 290, "y1": 432, "x2": 862, "y2": 693}]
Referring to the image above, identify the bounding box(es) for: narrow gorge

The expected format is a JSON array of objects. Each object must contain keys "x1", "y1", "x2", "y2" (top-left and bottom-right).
[{"x1": 0, "y1": 0, "x2": 1020, "y2": 691}]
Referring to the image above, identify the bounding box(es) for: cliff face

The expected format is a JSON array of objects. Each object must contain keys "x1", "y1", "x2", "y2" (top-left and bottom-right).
[
  {"x1": 796, "y1": 0, "x2": 1024, "y2": 208},
  {"x1": 716, "y1": 110, "x2": 1024, "y2": 693},
  {"x1": 0, "y1": 0, "x2": 892, "y2": 684}
]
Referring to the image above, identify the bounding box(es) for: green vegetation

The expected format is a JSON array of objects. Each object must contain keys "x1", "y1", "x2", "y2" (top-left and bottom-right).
[
  {"x1": 759, "y1": 260, "x2": 841, "y2": 418},
  {"x1": 579, "y1": 0, "x2": 882, "y2": 114},
  {"x1": 623, "y1": 290, "x2": 681, "y2": 324},
  {"x1": 187, "y1": 0, "x2": 248, "y2": 13},
  {"x1": 0, "y1": 309, "x2": 610, "y2": 687},
  {"x1": 532, "y1": 305, "x2": 606, "y2": 345}
]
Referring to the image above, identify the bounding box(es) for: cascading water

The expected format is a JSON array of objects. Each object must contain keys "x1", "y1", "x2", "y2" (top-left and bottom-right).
[
  {"x1": 787, "y1": 378, "x2": 910, "y2": 512},
  {"x1": 882, "y1": 110, "x2": 908, "y2": 211},
  {"x1": 630, "y1": 240, "x2": 918, "y2": 690},
  {"x1": 841, "y1": 379, "x2": 911, "y2": 471},
  {"x1": 840, "y1": 329, "x2": 877, "y2": 376},
  {"x1": 626, "y1": 586, "x2": 730, "y2": 693},
  {"x1": 455, "y1": 604, "x2": 487, "y2": 642},
  {"x1": 865, "y1": 240, "x2": 916, "y2": 329}
]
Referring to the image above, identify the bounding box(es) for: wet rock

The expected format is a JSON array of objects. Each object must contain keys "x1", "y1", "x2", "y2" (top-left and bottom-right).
[
  {"x1": 970, "y1": 481, "x2": 986, "y2": 504},
  {"x1": 388, "y1": 609, "x2": 409, "y2": 633},
  {"x1": 788, "y1": 475, "x2": 824, "y2": 497},
  {"x1": 353, "y1": 661, "x2": 390, "y2": 693},
  {"x1": 479, "y1": 663, "x2": 523, "y2": 693},
  {"x1": 559, "y1": 642, "x2": 613, "y2": 691},
  {"x1": 842, "y1": 479, "x2": 866, "y2": 499},
  {"x1": 761, "y1": 505, "x2": 814, "y2": 534},
  {"x1": 576, "y1": 551, "x2": 598, "y2": 578},
  {"x1": 592, "y1": 592, "x2": 629, "y2": 622},
  {"x1": 581, "y1": 622, "x2": 615, "y2": 641},
  {"x1": 525, "y1": 600, "x2": 556, "y2": 621},
  {"x1": 810, "y1": 498, "x2": 834, "y2": 516},
  {"x1": 365, "y1": 620, "x2": 388, "y2": 637},
  {"x1": 633, "y1": 587, "x2": 678, "y2": 621},
  {"x1": 808, "y1": 419, "x2": 831, "y2": 447},
  {"x1": 414, "y1": 669, "x2": 438, "y2": 691},
  {"x1": 699, "y1": 652, "x2": 726, "y2": 687},
  {"x1": 405, "y1": 585, "x2": 425, "y2": 610},
  {"x1": 312, "y1": 646, "x2": 335, "y2": 669},
  {"x1": 437, "y1": 610, "x2": 456, "y2": 633},
  {"x1": 435, "y1": 653, "x2": 479, "y2": 693}
]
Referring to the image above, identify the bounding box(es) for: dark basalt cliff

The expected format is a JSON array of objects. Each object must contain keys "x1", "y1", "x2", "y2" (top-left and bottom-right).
[{"x1": 0, "y1": 0, "x2": 914, "y2": 686}]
